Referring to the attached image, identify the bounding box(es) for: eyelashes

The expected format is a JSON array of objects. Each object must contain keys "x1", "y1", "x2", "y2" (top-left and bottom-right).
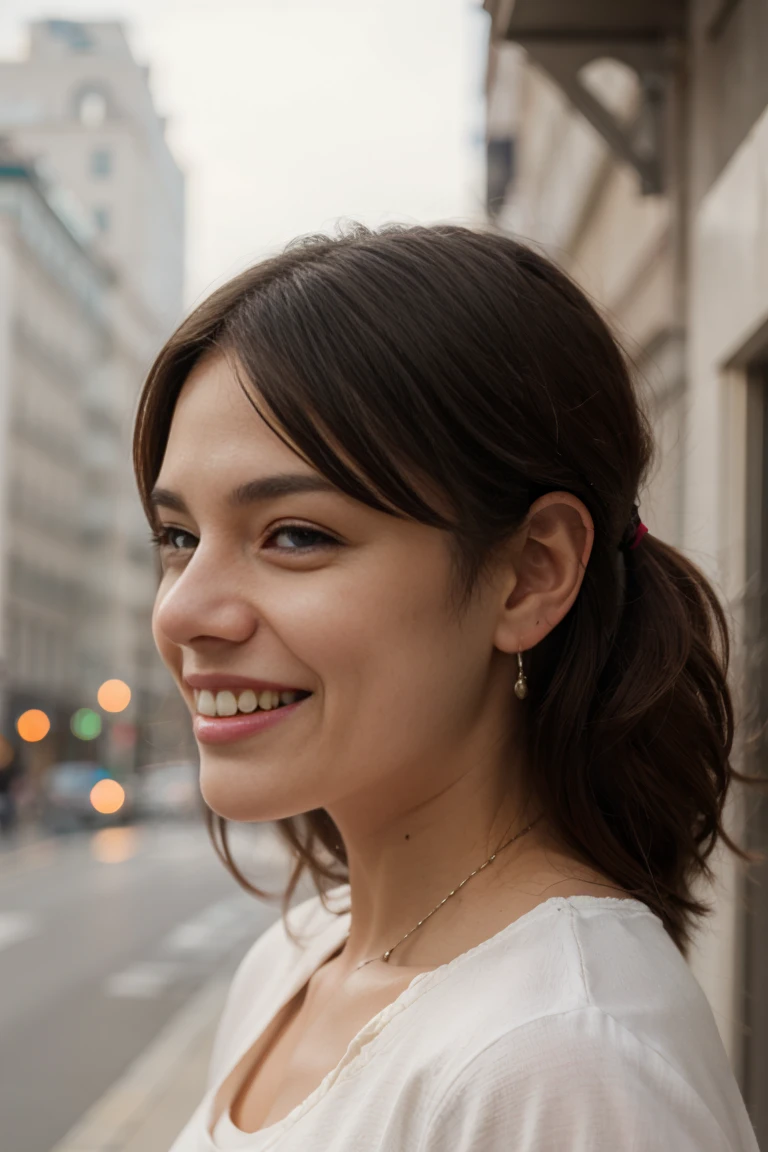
[
  {"x1": 149, "y1": 527, "x2": 196, "y2": 553},
  {"x1": 149, "y1": 524, "x2": 340, "y2": 556},
  {"x1": 266, "y1": 526, "x2": 339, "y2": 552}
]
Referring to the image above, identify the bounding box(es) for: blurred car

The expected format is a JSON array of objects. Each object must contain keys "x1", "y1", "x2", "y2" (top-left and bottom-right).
[
  {"x1": 134, "y1": 761, "x2": 200, "y2": 821},
  {"x1": 40, "y1": 761, "x2": 134, "y2": 832}
]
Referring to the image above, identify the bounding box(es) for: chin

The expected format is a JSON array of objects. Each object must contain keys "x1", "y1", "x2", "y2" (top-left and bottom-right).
[{"x1": 198, "y1": 756, "x2": 307, "y2": 824}]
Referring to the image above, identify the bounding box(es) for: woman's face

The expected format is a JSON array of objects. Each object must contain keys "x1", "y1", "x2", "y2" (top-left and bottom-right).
[{"x1": 151, "y1": 353, "x2": 519, "y2": 827}]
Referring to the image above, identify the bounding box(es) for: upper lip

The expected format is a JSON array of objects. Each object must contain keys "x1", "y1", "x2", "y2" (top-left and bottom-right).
[{"x1": 183, "y1": 673, "x2": 309, "y2": 694}]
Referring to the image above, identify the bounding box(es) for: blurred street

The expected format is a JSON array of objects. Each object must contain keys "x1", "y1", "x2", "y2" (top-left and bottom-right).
[{"x1": 0, "y1": 821, "x2": 286, "y2": 1152}]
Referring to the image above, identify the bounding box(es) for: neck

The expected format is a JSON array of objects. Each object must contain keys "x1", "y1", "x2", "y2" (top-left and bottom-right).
[{"x1": 326, "y1": 751, "x2": 539, "y2": 973}]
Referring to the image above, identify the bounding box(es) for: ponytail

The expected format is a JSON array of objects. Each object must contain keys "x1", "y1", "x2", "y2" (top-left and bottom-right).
[{"x1": 529, "y1": 530, "x2": 739, "y2": 953}]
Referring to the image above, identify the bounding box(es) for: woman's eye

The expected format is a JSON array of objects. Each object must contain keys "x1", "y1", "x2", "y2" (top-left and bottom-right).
[
  {"x1": 265, "y1": 525, "x2": 338, "y2": 552},
  {"x1": 148, "y1": 524, "x2": 337, "y2": 556},
  {"x1": 150, "y1": 527, "x2": 197, "y2": 553}
]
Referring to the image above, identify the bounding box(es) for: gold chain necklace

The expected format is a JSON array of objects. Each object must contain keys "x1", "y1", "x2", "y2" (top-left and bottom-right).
[{"x1": 351, "y1": 815, "x2": 542, "y2": 971}]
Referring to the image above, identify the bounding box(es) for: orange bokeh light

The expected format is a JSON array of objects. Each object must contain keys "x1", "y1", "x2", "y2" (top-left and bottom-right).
[
  {"x1": 16, "y1": 710, "x2": 51, "y2": 743},
  {"x1": 90, "y1": 778, "x2": 125, "y2": 815},
  {"x1": 97, "y1": 679, "x2": 131, "y2": 713}
]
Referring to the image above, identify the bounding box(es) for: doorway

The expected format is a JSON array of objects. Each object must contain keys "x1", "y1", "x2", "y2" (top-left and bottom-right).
[{"x1": 741, "y1": 357, "x2": 768, "y2": 1146}]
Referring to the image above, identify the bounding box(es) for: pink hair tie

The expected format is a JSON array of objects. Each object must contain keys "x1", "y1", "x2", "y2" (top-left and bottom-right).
[
  {"x1": 629, "y1": 521, "x2": 649, "y2": 550},
  {"x1": 620, "y1": 504, "x2": 648, "y2": 552}
]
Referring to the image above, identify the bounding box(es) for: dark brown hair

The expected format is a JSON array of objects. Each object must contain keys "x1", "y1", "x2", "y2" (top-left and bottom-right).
[{"x1": 133, "y1": 223, "x2": 744, "y2": 954}]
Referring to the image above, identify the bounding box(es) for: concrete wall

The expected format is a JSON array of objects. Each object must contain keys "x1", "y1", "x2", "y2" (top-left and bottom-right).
[
  {"x1": 501, "y1": 60, "x2": 684, "y2": 544},
  {"x1": 689, "y1": 0, "x2": 768, "y2": 206},
  {"x1": 683, "y1": 100, "x2": 768, "y2": 1083},
  {"x1": 487, "y1": 0, "x2": 768, "y2": 1084}
]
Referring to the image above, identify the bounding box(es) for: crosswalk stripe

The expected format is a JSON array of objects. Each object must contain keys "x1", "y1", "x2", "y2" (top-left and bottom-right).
[
  {"x1": 160, "y1": 896, "x2": 256, "y2": 955},
  {"x1": 102, "y1": 896, "x2": 265, "y2": 1000},
  {"x1": 104, "y1": 961, "x2": 180, "y2": 999}
]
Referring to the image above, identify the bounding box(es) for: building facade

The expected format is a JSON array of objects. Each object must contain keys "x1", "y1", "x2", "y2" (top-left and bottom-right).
[
  {"x1": 0, "y1": 21, "x2": 191, "y2": 783},
  {"x1": 0, "y1": 19, "x2": 184, "y2": 333},
  {"x1": 484, "y1": 0, "x2": 768, "y2": 1141},
  {"x1": 0, "y1": 154, "x2": 109, "y2": 778}
]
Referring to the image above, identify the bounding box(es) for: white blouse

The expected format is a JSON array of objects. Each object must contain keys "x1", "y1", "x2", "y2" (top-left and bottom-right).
[{"x1": 169, "y1": 887, "x2": 760, "y2": 1151}]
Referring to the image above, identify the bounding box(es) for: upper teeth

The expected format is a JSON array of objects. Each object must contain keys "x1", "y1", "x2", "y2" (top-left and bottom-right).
[{"x1": 195, "y1": 689, "x2": 299, "y2": 717}]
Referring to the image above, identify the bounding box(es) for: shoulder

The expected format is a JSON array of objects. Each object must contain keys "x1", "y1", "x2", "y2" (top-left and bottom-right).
[
  {"x1": 207, "y1": 884, "x2": 350, "y2": 1087},
  {"x1": 419, "y1": 896, "x2": 685, "y2": 1039},
  {"x1": 418, "y1": 1006, "x2": 745, "y2": 1152},
  {"x1": 414, "y1": 897, "x2": 757, "y2": 1151},
  {"x1": 460, "y1": 895, "x2": 715, "y2": 1039}
]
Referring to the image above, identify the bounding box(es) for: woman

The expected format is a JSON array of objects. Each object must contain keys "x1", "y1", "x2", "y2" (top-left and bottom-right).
[{"x1": 134, "y1": 225, "x2": 759, "y2": 1150}]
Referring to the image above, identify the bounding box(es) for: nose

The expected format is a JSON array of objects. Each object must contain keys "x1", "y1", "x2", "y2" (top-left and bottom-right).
[{"x1": 153, "y1": 546, "x2": 259, "y2": 649}]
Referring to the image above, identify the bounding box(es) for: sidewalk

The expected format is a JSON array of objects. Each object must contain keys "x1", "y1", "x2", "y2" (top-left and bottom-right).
[
  {"x1": 46, "y1": 828, "x2": 298, "y2": 1152},
  {"x1": 50, "y1": 975, "x2": 230, "y2": 1152}
]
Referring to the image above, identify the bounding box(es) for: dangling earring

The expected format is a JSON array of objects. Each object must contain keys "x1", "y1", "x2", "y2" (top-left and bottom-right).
[{"x1": 514, "y1": 650, "x2": 528, "y2": 700}]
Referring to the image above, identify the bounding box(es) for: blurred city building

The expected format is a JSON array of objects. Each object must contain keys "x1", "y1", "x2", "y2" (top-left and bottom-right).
[
  {"x1": 485, "y1": 0, "x2": 768, "y2": 1140},
  {"x1": 0, "y1": 148, "x2": 110, "y2": 791},
  {"x1": 0, "y1": 19, "x2": 183, "y2": 329},
  {"x1": 0, "y1": 21, "x2": 193, "y2": 796}
]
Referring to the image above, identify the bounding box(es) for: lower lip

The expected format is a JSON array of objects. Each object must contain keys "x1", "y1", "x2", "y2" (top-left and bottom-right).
[{"x1": 193, "y1": 697, "x2": 309, "y2": 745}]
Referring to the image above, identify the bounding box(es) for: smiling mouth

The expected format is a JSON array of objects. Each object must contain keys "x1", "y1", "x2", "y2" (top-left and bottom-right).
[{"x1": 193, "y1": 688, "x2": 312, "y2": 718}]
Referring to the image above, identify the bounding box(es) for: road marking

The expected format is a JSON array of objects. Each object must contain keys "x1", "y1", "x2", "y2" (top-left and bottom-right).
[
  {"x1": 0, "y1": 911, "x2": 39, "y2": 951},
  {"x1": 104, "y1": 961, "x2": 181, "y2": 999},
  {"x1": 163, "y1": 919, "x2": 214, "y2": 951},
  {"x1": 103, "y1": 896, "x2": 261, "y2": 1001},
  {"x1": 161, "y1": 895, "x2": 257, "y2": 956},
  {"x1": 50, "y1": 975, "x2": 230, "y2": 1152}
]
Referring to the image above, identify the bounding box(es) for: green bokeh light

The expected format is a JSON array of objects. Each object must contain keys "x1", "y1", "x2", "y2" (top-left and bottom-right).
[{"x1": 71, "y1": 708, "x2": 102, "y2": 741}]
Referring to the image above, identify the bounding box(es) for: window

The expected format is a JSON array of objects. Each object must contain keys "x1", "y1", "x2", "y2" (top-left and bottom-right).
[
  {"x1": 486, "y1": 137, "x2": 515, "y2": 218},
  {"x1": 90, "y1": 148, "x2": 112, "y2": 178},
  {"x1": 76, "y1": 89, "x2": 108, "y2": 128},
  {"x1": 48, "y1": 20, "x2": 93, "y2": 52},
  {"x1": 93, "y1": 206, "x2": 110, "y2": 234}
]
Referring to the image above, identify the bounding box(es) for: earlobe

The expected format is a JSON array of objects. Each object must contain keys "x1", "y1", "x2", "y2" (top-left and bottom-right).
[{"x1": 494, "y1": 493, "x2": 594, "y2": 655}]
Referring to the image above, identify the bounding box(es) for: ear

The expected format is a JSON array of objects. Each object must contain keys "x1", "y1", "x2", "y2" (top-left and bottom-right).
[{"x1": 493, "y1": 493, "x2": 594, "y2": 655}]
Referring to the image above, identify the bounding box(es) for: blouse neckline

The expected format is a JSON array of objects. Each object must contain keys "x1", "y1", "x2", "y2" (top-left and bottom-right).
[{"x1": 206, "y1": 893, "x2": 652, "y2": 1149}]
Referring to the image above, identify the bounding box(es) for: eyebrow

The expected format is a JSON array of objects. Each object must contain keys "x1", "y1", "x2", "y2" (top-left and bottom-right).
[{"x1": 149, "y1": 473, "x2": 339, "y2": 516}]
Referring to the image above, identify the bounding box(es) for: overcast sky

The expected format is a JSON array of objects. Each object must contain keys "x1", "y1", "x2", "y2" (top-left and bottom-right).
[{"x1": 0, "y1": 0, "x2": 488, "y2": 306}]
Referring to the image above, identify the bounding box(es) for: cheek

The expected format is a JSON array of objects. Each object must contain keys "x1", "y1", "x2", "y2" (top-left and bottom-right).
[
  {"x1": 271, "y1": 568, "x2": 483, "y2": 746},
  {"x1": 193, "y1": 586, "x2": 492, "y2": 822}
]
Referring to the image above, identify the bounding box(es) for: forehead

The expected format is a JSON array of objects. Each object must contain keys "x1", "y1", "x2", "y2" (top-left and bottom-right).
[
  {"x1": 159, "y1": 352, "x2": 305, "y2": 481},
  {"x1": 156, "y1": 349, "x2": 445, "y2": 527}
]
